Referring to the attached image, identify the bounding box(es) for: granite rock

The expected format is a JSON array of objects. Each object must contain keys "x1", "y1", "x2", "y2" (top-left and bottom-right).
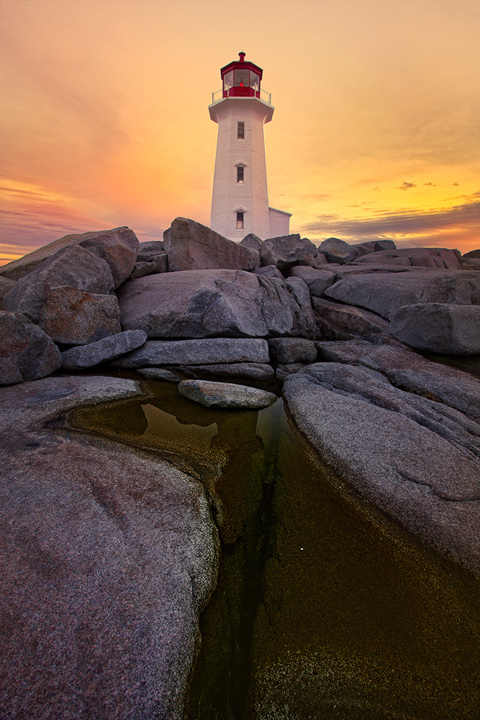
[
  {"x1": 268, "y1": 337, "x2": 317, "y2": 364},
  {"x1": 178, "y1": 379, "x2": 277, "y2": 409},
  {"x1": 0, "y1": 375, "x2": 219, "y2": 719},
  {"x1": 118, "y1": 269, "x2": 317, "y2": 339},
  {"x1": 164, "y1": 217, "x2": 259, "y2": 272},
  {"x1": 324, "y1": 270, "x2": 480, "y2": 320},
  {"x1": 61, "y1": 329, "x2": 147, "y2": 369},
  {"x1": 283, "y1": 362, "x2": 480, "y2": 572},
  {"x1": 39, "y1": 286, "x2": 121, "y2": 345},
  {"x1": 0, "y1": 311, "x2": 62, "y2": 385},
  {"x1": 3, "y1": 245, "x2": 115, "y2": 324},
  {"x1": 260, "y1": 234, "x2": 318, "y2": 273},
  {"x1": 113, "y1": 338, "x2": 270, "y2": 368},
  {"x1": 390, "y1": 302, "x2": 480, "y2": 355}
]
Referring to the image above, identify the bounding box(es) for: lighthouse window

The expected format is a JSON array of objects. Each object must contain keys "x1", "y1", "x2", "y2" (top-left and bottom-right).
[
  {"x1": 236, "y1": 165, "x2": 244, "y2": 183},
  {"x1": 234, "y1": 69, "x2": 249, "y2": 87},
  {"x1": 237, "y1": 121, "x2": 245, "y2": 139},
  {"x1": 236, "y1": 211, "x2": 244, "y2": 229}
]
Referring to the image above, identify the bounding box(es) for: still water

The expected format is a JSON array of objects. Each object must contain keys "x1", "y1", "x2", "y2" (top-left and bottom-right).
[{"x1": 72, "y1": 381, "x2": 480, "y2": 720}]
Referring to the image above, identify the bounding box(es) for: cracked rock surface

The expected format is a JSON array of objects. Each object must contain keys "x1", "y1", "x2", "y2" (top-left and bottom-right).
[{"x1": 283, "y1": 359, "x2": 480, "y2": 573}]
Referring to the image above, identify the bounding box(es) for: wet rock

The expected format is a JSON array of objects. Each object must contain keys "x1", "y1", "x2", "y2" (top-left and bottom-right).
[
  {"x1": 391, "y1": 302, "x2": 480, "y2": 355},
  {"x1": 178, "y1": 379, "x2": 277, "y2": 409},
  {"x1": 0, "y1": 227, "x2": 138, "y2": 287},
  {"x1": 315, "y1": 338, "x2": 480, "y2": 423},
  {"x1": 324, "y1": 270, "x2": 480, "y2": 320},
  {"x1": 136, "y1": 367, "x2": 181, "y2": 382},
  {"x1": 0, "y1": 311, "x2": 62, "y2": 385},
  {"x1": 164, "y1": 217, "x2": 259, "y2": 272},
  {"x1": 268, "y1": 337, "x2": 317, "y2": 364},
  {"x1": 113, "y1": 338, "x2": 270, "y2": 368},
  {"x1": 283, "y1": 362, "x2": 480, "y2": 572},
  {"x1": 39, "y1": 286, "x2": 121, "y2": 345},
  {"x1": 260, "y1": 234, "x2": 318, "y2": 273},
  {"x1": 312, "y1": 297, "x2": 391, "y2": 340},
  {"x1": 118, "y1": 269, "x2": 317, "y2": 339},
  {"x1": 3, "y1": 245, "x2": 115, "y2": 324},
  {"x1": 61, "y1": 329, "x2": 147, "y2": 369},
  {"x1": 0, "y1": 375, "x2": 219, "y2": 719}
]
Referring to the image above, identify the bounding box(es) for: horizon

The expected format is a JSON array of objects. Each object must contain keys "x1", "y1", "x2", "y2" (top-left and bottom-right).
[{"x1": 1, "y1": 0, "x2": 479, "y2": 266}]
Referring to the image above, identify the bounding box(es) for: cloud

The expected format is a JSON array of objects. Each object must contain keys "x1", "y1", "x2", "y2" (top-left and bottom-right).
[
  {"x1": 302, "y1": 199, "x2": 480, "y2": 246},
  {"x1": 398, "y1": 181, "x2": 416, "y2": 191}
]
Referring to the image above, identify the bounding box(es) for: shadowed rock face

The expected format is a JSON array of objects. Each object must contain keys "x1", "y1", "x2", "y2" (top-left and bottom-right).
[
  {"x1": 61, "y1": 329, "x2": 148, "y2": 369},
  {"x1": 0, "y1": 376, "x2": 219, "y2": 720}
]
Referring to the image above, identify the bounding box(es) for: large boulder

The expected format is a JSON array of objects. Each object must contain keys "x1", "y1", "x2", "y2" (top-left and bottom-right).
[
  {"x1": 3, "y1": 245, "x2": 115, "y2": 324},
  {"x1": 317, "y1": 237, "x2": 357, "y2": 264},
  {"x1": 260, "y1": 234, "x2": 318, "y2": 273},
  {"x1": 324, "y1": 270, "x2": 480, "y2": 320},
  {"x1": 118, "y1": 269, "x2": 318, "y2": 339},
  {"x1": 390, "y1": 303, "x2": 480, "y2": 354},
  {"x1": 39, "y1": 286, "x2": 121, "y2": 345},
  {"x1": 0, "y1": 276, "x2": 15, "y2": 304},
  {"x1": 0, "y1": 311, "x2": 62, "y2": 385},
  {"x1": 0, "y1": 376, "x2": 219, "y2": 719},
  {"x1": 164, "y1": 217, "x2": 259, "y2": 272},
  {"x1": 178, "y1": 379, "x2": 277, "y2": 409},
  {"x1": 283, "y1": 362, "x2": 480, "y2": 571},
  {"x1": 61, "y1": 329, "x2": 147, "y2": 369},
  {"x1": 289, "y1": 266, "x2": 337, "y2": 296},
  {"x1": 113, "y1": 338, "x2": 270, "y2": 368},
  {"x1": 0, "y1": 227, "x2": 138, "y2": 287}
]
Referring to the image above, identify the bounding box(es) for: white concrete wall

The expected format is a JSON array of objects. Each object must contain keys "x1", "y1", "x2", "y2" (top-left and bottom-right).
[
  {"x1": 209, "y1": 97, "x2": 274, "y2": 241},
  {"x1": 269, "y1": 207, "x2": 291, "y2": 237}
]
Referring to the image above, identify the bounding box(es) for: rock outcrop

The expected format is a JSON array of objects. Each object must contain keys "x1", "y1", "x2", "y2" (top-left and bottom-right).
[
  {"x1": 0, "y1": 376, "x2": 219, "y2": 719},
  {"x1": 260, "y1": 233, "x2": 318, "y2": 273},
  {"x1": 61, "y1": 329, "x2": 148, "y2": 369},
  {"x1": 390, "y1": 302, "x2": 480, "y2": 354}
]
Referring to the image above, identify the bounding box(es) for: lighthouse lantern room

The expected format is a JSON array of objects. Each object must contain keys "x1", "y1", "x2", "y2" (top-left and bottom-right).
[{"x1": 209, "y1": 52, "x2": 291, "y2": 241}]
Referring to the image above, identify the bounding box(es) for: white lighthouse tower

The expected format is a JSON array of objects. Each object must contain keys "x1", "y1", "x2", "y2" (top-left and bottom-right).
[{"x1": 209, "y1": 52, "x2": 291, "y2": 241}]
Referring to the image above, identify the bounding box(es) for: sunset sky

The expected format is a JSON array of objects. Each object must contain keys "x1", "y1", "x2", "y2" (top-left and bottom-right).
[{"x1": 1, "y1": 0, "x2": 479, "y2": 265}]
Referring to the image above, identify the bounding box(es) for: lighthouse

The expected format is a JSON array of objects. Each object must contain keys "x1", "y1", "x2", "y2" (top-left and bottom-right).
[{"x1": 209, "y1": 52, "x2": 291, "y2": 241}]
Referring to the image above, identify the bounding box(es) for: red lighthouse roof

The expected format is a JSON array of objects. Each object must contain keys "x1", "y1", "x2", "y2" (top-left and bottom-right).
[{"x1": 220, "y1": 52, "x2": 263, "y2": 98}]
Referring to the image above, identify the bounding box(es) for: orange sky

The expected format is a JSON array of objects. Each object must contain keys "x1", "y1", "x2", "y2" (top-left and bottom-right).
[{"x1": 1, "y1": 0, "x2": 479, "y2": 265}]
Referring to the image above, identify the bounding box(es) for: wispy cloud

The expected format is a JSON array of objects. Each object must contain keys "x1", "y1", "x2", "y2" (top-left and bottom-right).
[
  {"x1": 398, "y1": 181, "x2": 417, "y2": 191},
  {"x1": 303, "y1": 199, "x2": 480, "y2": 248}
]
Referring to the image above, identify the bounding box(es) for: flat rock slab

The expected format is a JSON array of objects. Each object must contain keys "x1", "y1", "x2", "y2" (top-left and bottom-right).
[
  {"x1": 312, "y1": 297, "x2": 390, "y2": 340},
  {"x1": 178, "y1": 379, "x2": 277, "y2": 409},
  {"x1": 0, "y1": 376, "x2": 219, "y2": 719},
  {"x1": 283, "y1": 363, "x2": 480, "y2": 572},
  {"x1": 61, "y1": 329, "x2": 147, "y2": 369},
  {"x1": 114, "y1": 337, "x2": 270, "y2": 368},
  {"x1": 324, "y1": 270, "x2": 480, "y2": 320},
  {"x1": 391, "y1": 302, "x2": 480, "y2": 354}
]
